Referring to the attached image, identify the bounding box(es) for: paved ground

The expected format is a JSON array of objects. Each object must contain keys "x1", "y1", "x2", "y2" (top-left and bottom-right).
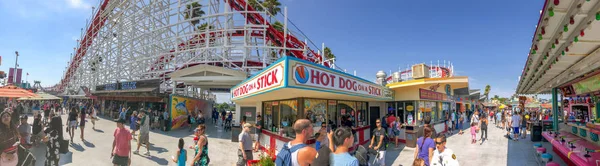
[
  {"x1": 26, "y1": 114, "x2": 259, "y2": 166},
  {"x1": 23, "y1": 114, "x2": 569, "y2": 166},
  {"x1": 380, "y1": 121, "x2": 568, "y2": 166}
]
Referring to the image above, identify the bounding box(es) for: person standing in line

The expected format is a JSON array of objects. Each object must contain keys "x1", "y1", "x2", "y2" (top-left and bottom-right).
[
  {"x1": 237, "y1": 123, "x2": 254, "y2": 166},
  {"x1": 134, "y1": 111, "x2": 151, "y2": 156},
  {"x1": 67, "y1": 108, "x2": 78, "y2": 143},
  {"x1": 190, "y1": 124, "x2": 209, "y2": 166},
  {"x1": 253, "y1": 115, "x2": 262, "y2": 152},
  {"x1": 79, "y1": 106, "x2": 87, "y2": 141},
  {"x1": 511, "y1": 111, "x2": 521, "y2": 141},
  {"x1": 369, "y1": 119, "x2": 387, "y2": 166},
  {"x1": 430, "y1": 135, "x2": 459, "y2": 166},
  {"x1": 172, "y1": 138, "x2": 187, "y2": 166},
  {"x1": 330, "y1": 127, "x2": 359, "y2": 166},
  {"x1": 274, "y1": 119, "x2": 317, "y2": 166},
  {"x1": 111, "y1": 119, "x2": 132, "y2": 166},
  {"x1": 392, "y1": 116, "x2": 402, "y2": 148}
]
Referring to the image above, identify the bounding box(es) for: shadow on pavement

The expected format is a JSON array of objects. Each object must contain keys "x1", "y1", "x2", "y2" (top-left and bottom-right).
[
  {"x1": 83, "y1": 140, "x2": 95, "y2": 148},
  {"x1": 93, "y1": 128, "x2": 105, "y2": 133},
  {"x1": 146, "y1": 155, "x2": 169, "y2": 165},
  {"x1": 150, "y1": 145, "x2": 169, "y2": 154},
  {"x1": 70, "y1": 143, "x2": 85, "y2": 152}
]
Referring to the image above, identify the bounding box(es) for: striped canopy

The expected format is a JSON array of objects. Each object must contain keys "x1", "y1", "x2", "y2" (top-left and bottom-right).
[{"x1": 0, "y1": 86, "x2": 37, "y2": 98}]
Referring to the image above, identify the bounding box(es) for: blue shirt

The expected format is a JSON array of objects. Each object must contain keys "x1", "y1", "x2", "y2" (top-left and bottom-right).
[{"x1": 330, "y1": 153, "x2": 359, "y2": 166}]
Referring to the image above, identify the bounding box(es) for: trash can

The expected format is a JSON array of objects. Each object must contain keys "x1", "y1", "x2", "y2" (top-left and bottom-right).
[
  {"x1": 405, "y1": 125, "x2": 418, "y2": 148},
  {"x1": 531, "y1": 124, "x2": 543, "y2": 142},
  {"x1": 231, "y1": 125, "x2": 241, "y2": 142}
]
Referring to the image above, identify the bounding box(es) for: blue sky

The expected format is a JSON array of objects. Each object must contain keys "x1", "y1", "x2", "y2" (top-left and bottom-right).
[{"x1": 0, "y1": 0, "x2": 544, "y2": 103}]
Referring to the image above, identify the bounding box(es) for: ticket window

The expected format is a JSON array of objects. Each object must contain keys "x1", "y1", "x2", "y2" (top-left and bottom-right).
[
  {"x1": 327, "y1": 100, "x2": 337, "y2": 130},
  {"x1": 304, "y1": 99, "x2": 327, "y2": 136}
]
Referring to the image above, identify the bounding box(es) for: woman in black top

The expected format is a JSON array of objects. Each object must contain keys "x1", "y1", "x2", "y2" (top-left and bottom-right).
[
  {"x1": 32, "y1": 113, "x2": 43, "y2": 145},
  {"x1": 43, "y1": 112, "x2": 63, "y2": 166},
  {"x1": 480, "y1": 114, "x2": 488, "y2": 142},
  {"x1": 67, "y1": 108, "x2": 78, "y2": 142}
]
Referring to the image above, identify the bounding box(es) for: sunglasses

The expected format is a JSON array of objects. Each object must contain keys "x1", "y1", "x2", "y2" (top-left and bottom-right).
[
  {"x1": 435, "y1": 141, "x2": 445, "y2": 145},
  {"x1": 376, "y1": 121, "x2": 381, "y2": 123}
]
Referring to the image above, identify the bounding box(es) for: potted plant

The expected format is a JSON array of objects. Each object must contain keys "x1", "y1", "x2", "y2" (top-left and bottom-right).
[{"x1": 248, "y1": 153, "x2": 275, "y2": 166}]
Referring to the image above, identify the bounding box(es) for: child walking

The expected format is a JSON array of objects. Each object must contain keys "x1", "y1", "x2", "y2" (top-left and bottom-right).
[{"x1": 470, "y1": 122, "x2": 477, "y2": 144}]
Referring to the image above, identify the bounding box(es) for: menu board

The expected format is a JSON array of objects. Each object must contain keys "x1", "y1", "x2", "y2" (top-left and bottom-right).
[{"x1": 573, "y1": 74, "x2": 600, "y2": 95}]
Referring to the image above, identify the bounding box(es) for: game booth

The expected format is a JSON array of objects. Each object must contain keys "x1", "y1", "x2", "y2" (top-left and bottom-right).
[
  {"x1": 516, "y1": 0, "x2": 600, "y2": 165},
  {"x1": 231, "y1": 56, "x2": 393, "y2": 157}
]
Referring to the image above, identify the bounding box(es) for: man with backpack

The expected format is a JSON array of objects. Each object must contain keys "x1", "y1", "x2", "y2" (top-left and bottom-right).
[{"x1": 275, "y1": 119, "x2": 317, "y2": 166}]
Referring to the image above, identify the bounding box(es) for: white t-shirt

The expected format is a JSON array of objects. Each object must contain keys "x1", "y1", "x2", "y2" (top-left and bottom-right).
[
  {"x1": 431, "y1": 148, "x2": 459, "y2": 166},
  {"x1": 511, "y1": 115, "x2": 521, "y2": 127}
]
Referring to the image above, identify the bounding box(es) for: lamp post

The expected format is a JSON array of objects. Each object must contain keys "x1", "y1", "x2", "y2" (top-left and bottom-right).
[{"x1": 14, "y1": 51, "x2": 19, "y2": 84}]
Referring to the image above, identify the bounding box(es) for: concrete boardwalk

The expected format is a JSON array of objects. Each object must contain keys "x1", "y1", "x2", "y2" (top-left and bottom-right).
[
  {"x1": 27, "y1": 114, "x2": 259, "y2": 166},
  {"x1": 381, "y1": 123, "x2": 567, "y2": 166}
]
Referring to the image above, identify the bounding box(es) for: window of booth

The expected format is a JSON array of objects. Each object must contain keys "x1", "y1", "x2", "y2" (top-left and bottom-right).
[
  {"x1": 418, "y1": 101, "x2": 436, "y2": 125},
  {"x1": 395, "y1": 102, "x2": 406, "y2": 124},
  {"x1": 338, "y1": 101, "x2": 356, "y2": 127},
  {"x1": 405, "y1": 101, "x2": 416, "y2": 125},
  {"x1": 304, "y1": 99, "x2": 327, "y2": 135},
  {"x1": 356, "y1": 102, "x2": 368, "y2": 127},
  {"x1": 280, "y1": 99, "x2": 298, "y2": 138},
  {"x1": 263, "y1": 102, "x2": 273, "y2": 131},
  {"x1": 327, "y1": 100, "x2": 337, "y2": 130}
]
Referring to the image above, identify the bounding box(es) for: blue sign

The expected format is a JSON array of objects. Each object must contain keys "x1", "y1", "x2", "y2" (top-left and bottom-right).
[
  {"x1": 105, "y1": 83, "x2": 118, "y2": 91},
  {"x1": 121, "y1": 82, "x2": 137, "y2": 90}
]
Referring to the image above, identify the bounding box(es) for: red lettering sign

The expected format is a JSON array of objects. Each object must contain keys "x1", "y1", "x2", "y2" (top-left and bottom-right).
[
  {"x1": 232, "y1": 64, "x2": 284, "y2": 99},
  {"x1": 419, "y1": 88, "x2": 444, "y2": 101}
]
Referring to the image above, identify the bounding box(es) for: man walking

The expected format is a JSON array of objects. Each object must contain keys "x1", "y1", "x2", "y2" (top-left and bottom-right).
[
  {"x1": 237, "y1": 123, "x2": 254, "y2": 166},
  {"x1": 369, "y1": 119, "x2": 387, "y2": 166},
  {"x1": 112, "y1": 119, "x2": 132, "y2": 166},
  {"x1": 134, "y1": 111, "x2": 151, "y2": 155}
]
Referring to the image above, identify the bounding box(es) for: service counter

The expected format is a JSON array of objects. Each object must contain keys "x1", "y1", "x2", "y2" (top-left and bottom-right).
[{"x1": 258, "y1": 125, "x2": 373, "y2": 154}]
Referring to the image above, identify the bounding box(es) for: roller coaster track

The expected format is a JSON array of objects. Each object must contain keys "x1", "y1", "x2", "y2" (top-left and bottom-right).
[{"x1": 58, "y1": 0, "x2": 329, "y2": 93}]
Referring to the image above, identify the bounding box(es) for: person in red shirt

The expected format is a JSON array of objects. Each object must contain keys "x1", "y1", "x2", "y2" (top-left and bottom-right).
[
  {"x1": 386, "y1": 114, "x2": 396, "y2": 136},
  {"x1": 112, "y1": 119, "x2": 132, "y2": 166}
]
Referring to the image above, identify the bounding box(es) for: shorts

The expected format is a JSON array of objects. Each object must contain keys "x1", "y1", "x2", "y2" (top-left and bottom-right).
[
  {"x1": 69, "y1": 121, "x2": 77, "y2": 128},
  {"x1": 112, "y1": 155, "x2": 129, "y2": 166},
  {"x1": 513, "y1": 127, "x2": 520, "y2": 134},
  {"x1": 138, "y1": 133, "x2": 149, "y2": 144}
]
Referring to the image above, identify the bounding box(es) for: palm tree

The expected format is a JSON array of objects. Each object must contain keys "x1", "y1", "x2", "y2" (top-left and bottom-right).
[
  {"x1": 324, "y1": 47, "x2": 335, "y2": 59},
  {"x1": 248, "y1": 0, "x2": 264, "y2": 11},
  {"x1": 484, "y1": 85, "x2": 491, "y2": 100},
  {"x1": 197, "y1": 23, "x2": 213, "y2": 31},
  {"x1": 272, "y1": 21, "x2": 283, "y2": 32},
  {"x1": 185, "y1": 2, "x2": 205, "y2": 26},
  {"x1": 262, "y1": 0, "x2": 281, "y2": 21}
]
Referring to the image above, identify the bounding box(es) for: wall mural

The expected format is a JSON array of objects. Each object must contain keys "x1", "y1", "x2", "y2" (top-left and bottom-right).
[{"x1": 169, "y1": 95, "x2": 207, "y2": 129}]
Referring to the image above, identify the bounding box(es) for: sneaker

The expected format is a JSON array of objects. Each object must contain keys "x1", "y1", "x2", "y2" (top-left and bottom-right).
[
  {"x1": 144, "y1": 151, "x2": 150, "y2": 156},
  {"x1": 133, "y1": 150, "x2": 139, "y2": 155}
]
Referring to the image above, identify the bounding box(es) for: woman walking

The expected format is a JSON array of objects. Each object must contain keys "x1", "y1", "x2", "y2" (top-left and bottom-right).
[
  {"x1": 67, "y1": 108, "x2": 78, "y2": 143},
  {"x1": 130, "y1": 111, "x2": 139, "y2": 139},
  {"x1": 79, "y1": 106, "x2": 87, "y2": 141},
  {"x1": 414, "y1": 127, "x2": 434, "y2": 166},
  {"x1": 0, "y1": 109, "x2": 20, "y2": 166},
  {"x1": 190, "y1": 124, "x2": 209, "y2": 166}
]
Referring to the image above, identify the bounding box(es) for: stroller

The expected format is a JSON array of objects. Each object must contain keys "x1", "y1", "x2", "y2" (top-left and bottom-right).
[{"x1": 354, "y1": 145, "x2": 371, "y2": 166}]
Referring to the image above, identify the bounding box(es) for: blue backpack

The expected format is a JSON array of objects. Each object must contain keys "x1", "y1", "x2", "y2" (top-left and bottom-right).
[{"x1": 275, "y1": 143, "x2": 307, "y2": 166}]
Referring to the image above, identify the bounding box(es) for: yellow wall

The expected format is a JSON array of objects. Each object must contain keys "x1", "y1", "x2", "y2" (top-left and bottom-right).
[{"x1": 391, "y1": 81, "x2": 469, "y2": 101}]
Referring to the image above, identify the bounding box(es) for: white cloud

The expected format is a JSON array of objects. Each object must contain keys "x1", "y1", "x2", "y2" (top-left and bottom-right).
[
  {"x1": 66, "y1": 0, "x2": 92, "y2": 10},
  {"x1": 0, "y1": 0, "x2": 94, "y2": 18}
]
